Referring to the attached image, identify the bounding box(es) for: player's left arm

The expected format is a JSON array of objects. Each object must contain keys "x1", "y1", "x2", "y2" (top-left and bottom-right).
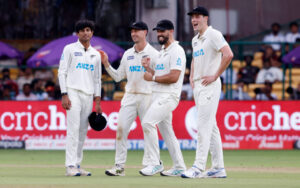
[{"x1": 202, "y1": 45, "x2": 234, "y2": 86}]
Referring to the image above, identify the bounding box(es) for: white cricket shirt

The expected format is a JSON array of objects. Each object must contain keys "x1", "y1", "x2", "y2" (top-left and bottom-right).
[
  {"x1": 152, "y1": 41, "x2": 186, "y2": 98},
  {"x1": 192, "y1": 26, "x2": 228, "y2": 81},
  {"x1": 106, "y1": 43, "x2": 159, "y2": 94},
  {"x1": 58, "y1": 40, "x2": 101, "y2": 96}
]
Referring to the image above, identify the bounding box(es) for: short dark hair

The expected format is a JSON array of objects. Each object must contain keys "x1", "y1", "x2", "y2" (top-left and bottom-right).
[
  {"x1": 271, "y1": 22, "x2": 281, "y2": 29},
  {"x1": 75, "y1": 20, "x2": 95, "y2": 33},
  {"x1": 289, "y1": 22, "x2": 298, "y2": 28}
]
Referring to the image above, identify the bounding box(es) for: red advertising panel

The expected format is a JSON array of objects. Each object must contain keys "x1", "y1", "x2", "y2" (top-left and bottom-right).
[{"x1": 0, "y1": 101, "x2": 299, "y2": 149}]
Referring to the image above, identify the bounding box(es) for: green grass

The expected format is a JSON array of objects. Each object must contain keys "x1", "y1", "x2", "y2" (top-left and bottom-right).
[{"x1": 0, "y1": 150, "x2": 299, "y2": 188}]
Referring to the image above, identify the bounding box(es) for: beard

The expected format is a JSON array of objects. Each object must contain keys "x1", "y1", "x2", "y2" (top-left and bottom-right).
[{"x1": 157, "y1": 35, "x2": 169, "y2": 45}]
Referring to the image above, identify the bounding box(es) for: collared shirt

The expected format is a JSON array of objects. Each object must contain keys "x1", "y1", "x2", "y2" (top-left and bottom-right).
[
  {"x1": 106, "y1": 43, "x2": 159, "y2": 94},
  {"x1": 58, "y1": 40, "x2": 101, "y2": 96},
  {"x1": 152, "y1": 41, "x2": 186, "y2": 98},
  {"x1": 192, "y1": 26, "x2": 228, "y2": 81}
]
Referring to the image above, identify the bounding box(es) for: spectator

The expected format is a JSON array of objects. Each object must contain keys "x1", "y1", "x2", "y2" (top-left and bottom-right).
[
  {"x1": 1, "y1": 85, "x2": 15, "y2": 100},
  {"x1": 180, "y1": 90, "x2": 188, "y2": 100},
  {"x1": 16, "y1": 67, "x2": 34, "y2": 90},
  {"x1": 31, "y1": 79, "x2": 48, "y2": 100},
  {"x1": 101, "y1": 87, "x2": 111, "y2": 101},
  {"x1": 286, "y1": 83, "x2": 300, "y2": 100},
  {"x1": 256, "y1": 59, "x2": 282, "y2": 84},
  {"x1": 285, "y1": 22, "x2": 300, "y2": 43},
  {"x1": 0, "y1": 68, "x2": 18, "y2": 96},
  {"x1": 44, "y1": 81, "x2": 56, "y2": 100},
  {"x1": 263, "y1": 23, "x2": 285, "y2": 51},
  {"x1": 254, "y1": 81, "x2": 277, "y2": 100},
  {"x1": 34, "y1": 68, "x2": 54, "y2": 82},
  {"x1": 181, "y1": 73, "x2": 193, "y2": 100},
  {"x1": 262, "y1": 46, "x2": 282, "y2": 67},
  {"x1": 238, "y1": 55, "x2": 259, "y2": 84},
  {"x1": 221, "y1": 68, "x2": 237, "y2": 84},
  {"x1": 16, "y1": 83, "x2": 38, "y2": 101},
  {"x1": 229, "y1": 81, "x2": 252, "y2": 100}
]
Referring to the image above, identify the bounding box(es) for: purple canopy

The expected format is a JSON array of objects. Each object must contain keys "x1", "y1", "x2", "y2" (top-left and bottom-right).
[
  {"x1": 282, "y1": 46, "x2": 300, "y2": 66},
  {"x1": 27, "y1": 35, "x2": 124, "y2": 67},
  {"x1": 0, "y1": 41, "x2": 22, "y2": 60}
]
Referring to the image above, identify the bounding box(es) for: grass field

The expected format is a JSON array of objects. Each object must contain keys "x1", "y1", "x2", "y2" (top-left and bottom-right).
[{"x1": 0, "y1": 150, "x2": 299, "y2": 188}]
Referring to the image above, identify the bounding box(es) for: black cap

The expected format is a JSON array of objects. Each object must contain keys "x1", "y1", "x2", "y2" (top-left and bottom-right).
[
  {"x1": 88, "y1": 112, "x2": 107, "y2": 131},
  {"x1": 187, "y1": 6, "x2": 209, "y2": 16},
  {"x1": 129, "y1": 21, "x2": 148, "y2": 31},
  {"x1": 153, "y1": 19, "x2": 174, "y2": 31}
]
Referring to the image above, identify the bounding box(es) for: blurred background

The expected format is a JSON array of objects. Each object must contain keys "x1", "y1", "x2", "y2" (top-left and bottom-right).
[{"x1": 1, "y1": 0, "x2": 300, "y2": 101}]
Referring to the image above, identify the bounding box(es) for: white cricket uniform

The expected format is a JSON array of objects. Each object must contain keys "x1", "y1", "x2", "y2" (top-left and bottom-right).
[
  {"x1": 58, "y1": 40, "x2": 101, "y2": 167},
  {"x1": 105, "y1": 43, "x2": 159, "y2": 167},
  {"x1": 142, "y1": 41, "x2": 186, "y2": 170},
  {"x1": 192, "y1": 26, "x2": 228, "y2": 171}
]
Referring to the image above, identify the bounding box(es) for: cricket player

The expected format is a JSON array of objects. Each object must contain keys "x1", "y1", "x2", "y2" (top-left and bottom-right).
[
  {"x1": 58, "y1": 20, "x2": 102, "y2": 176},
  {"x1": 181, "y1": 6, "x2": 233, "y2": 178},
  {"x1": 101, "y1": 22, "x2": 159, "y2": 176},
  {"x1": 140, "y1": 19, "x2": 186, "y2": 176}
]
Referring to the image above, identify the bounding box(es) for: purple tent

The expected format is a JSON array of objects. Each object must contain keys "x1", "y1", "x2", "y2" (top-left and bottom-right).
[
  {"x1": 0, "y1": 41, "x2": 22, "y2": 60},
  {"x1": 282, "y1": 46, "x2": 300, "y2": 66},
  {"x1": 27, "y1": 35, "x2": 124, "y2": 67}
]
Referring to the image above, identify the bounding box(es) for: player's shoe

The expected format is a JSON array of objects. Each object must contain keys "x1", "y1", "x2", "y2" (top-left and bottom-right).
[
  {"x1": 160, "y1": 168, "x2": 184, "y2": 177},
  {"x1": 139, "y1": 161, "x2": 164, "y2": 176},
  {"x1": 105, "y1": 164, "x2": 125, "y2": 176},
  {"x1": 204, "y1": 168, "x2": 227, "y2": 178},
  {"x1": 65, "y1": 166, "x2": 81, "y2": 176},
  {"x1": 181, "y1": 166, "x2": 204, "y2": 178},
  {"x1": 77, "y1": 165, "x2": 91, "y2": 176}
]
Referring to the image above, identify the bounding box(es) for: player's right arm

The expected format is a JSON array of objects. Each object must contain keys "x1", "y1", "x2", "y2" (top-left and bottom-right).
[
  {"x1": 190, "y1": 58, "x2": 194, "y2": 88},
  {"x1": 100, "y1": 51, "x2": 125, "y2": 82},
  {"x1": 58, "y1": 46, "x2": 72, "y2": 110}
]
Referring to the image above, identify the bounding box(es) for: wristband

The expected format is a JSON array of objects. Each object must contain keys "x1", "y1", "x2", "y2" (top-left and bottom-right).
[
  {"x1": 152, "y1": 75, "x2": 156, "y2": 81},
  {"x1": 61, "y1": 92, "x2": 68, "y2": 96}
]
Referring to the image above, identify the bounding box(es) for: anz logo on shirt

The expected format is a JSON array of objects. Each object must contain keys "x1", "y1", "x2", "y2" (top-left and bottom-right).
[
  {"x1": 129, "y1": 65, "x2": 146, "y2": 72},
  {"x1": 193, "y1": 49, "x2": 204, "y2": 57},
  {"x1": 76, "y1": 62, "x2": 94, "y2": 71},
  {"x1": 155, "y1": 64, "x2": 164, "y2": 70},
  {"x1": 176, "y1": 58, "x2": 182, "y2": 66}
]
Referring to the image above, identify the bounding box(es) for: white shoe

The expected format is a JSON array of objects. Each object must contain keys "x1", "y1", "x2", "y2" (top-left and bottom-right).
[
  {"x1": 181, "y1": 166, "x2": 204, "y2": 178},
  {"x1": 139, "y1": 163, "x2": 164, "y2": 176},
  {"x1": 66, "y1": 166, "x2": 80, "y2": 176},
  {"x1": 204, "y1": 168, "x2": 227, "y2": 178},
  {"x1": 160, "y1": 168, "x2": 184, "y2": 177},
  {"x1": 105, "y1": 164, "x2": 125, "y2": 176},
  {"x1": 77, "y1": 165, "x2": 91, "y2": 176}
]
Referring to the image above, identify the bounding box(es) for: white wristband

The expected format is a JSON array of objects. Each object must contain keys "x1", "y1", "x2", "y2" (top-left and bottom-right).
[{"x1": 152, "y1": 75, "x2": 156, "y2": 81}]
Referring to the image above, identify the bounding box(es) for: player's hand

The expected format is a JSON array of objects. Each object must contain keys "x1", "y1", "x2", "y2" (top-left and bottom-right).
[
  {"x1": 95, "y1": 103, "x2": 102, "y2": 114},
  {"x1": 142, "y1": 57, "x2": 150, "y2": 69},
  {"x1": 62, "y1": 95, "x2": 71, "y2": 110},
  {"x1": 144, "y1": 71, "x2": 153, "y2": 81},
  {"x1": 189, "y1": 76, "x2": 194, "y2": 89},
  {"x1": 201, "y1": 75, "x2": 217, "y2": 86},
  {"x1": 99, "y1": 50, "x2": 109, "y2": 67}
]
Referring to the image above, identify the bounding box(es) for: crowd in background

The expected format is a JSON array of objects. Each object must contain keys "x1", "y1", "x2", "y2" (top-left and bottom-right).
[{"x1": 1, "y1": 21, "x2": 300, "y2": 101}]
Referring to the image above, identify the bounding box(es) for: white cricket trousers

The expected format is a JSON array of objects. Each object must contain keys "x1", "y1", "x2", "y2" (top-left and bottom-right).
[
  {"x1": 115, "y1": 93, "x2": 152, "y2": 167},
  {"x1": 193, "y1": 78, "x2": 224, "y2": 171},
  {"x1": 65, "y1": 88, "x2": 93, "y2": 167},
  {"x1": 142, "y1": 92, "x2": 186, "y2": 170}
]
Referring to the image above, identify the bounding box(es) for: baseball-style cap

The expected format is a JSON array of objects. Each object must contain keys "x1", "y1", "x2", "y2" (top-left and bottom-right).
[
  {"x1": 129, "y1": 21, "x2": 148, "y2": 31},
  {"x1": 187, "y1": 6, "x2": 209, "y2": 16},
  {"x1": 153, "y1": 19, "x2": 174, "y2": 31}
]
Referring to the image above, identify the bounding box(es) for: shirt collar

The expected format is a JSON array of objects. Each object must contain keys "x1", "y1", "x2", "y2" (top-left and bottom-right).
[
  {"x1": 76, "y1": 40, "x2": 91, "y2": 51},
  {"x1": 162, "y1": 41, "x2": 178, "y2": 52},
  {"x1": 133, "y1": 43, "x2": 149, "y2": 54},
  {"x1": 198, "y1": 26, "x2": 212, "y2": 40}
]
